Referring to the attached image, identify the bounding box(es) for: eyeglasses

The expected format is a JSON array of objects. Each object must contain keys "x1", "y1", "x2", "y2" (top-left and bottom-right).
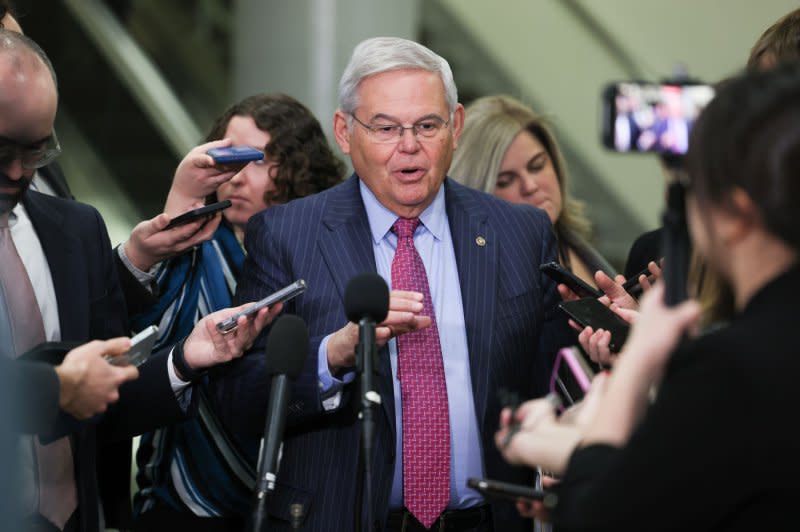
[
  {"x1": 350, "y1": 113, "x2": 450, "y2": 143},
  {"x1": 0, "y1": 131, "x2": 62, "y2": 170}
]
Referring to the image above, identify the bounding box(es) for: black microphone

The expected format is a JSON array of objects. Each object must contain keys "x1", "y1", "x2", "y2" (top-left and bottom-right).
[
  {"x1": 344, "y1": 273, "x2": 389, "y2": 532},
  {"x1": 248, "y1": 314, "x2": 309, "y2": 532}
]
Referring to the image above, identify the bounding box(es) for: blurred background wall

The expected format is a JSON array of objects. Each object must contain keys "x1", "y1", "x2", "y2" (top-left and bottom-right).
[{"x1": 13, "y1": 0, "x2": 799, "y2": 269}]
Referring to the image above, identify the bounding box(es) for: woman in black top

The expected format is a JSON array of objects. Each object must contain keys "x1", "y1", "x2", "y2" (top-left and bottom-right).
[{"x1": 496, "y1": 63, "x2": 800, "y2": 531}]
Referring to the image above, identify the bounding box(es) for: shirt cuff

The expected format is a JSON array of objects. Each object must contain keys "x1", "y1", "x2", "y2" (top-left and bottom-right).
[
  {"x1": 117, "y1": 243, "x2": 160, "y2": 293},
  {"x1": 318, "y1": 334, "x2": 355, "y2": 411},
  {"x1": 167, "y1": 350, "x2": 193, "y2": 410}
]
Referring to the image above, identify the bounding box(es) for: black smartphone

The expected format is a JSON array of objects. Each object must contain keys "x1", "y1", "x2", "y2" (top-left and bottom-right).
[
  {"x1": 164, "y1": 200, "x2": 232, "y2": 230},
  {"x1": 106, "y1": 325, "x2": 159, "y2": 367},
  {"x1": 467, "y1": 478, "x2": 553, "y2": 504},
  {"x1": 601, "y1": 81, "x2": 715, "y2": 155},
  {"x1": 207, "y1": 146, "x2": 265, "y2": 165},
  {"x1": 621, "y1": 265, "x2": 659, "y2": 298},
  {"x1": 216, "y1": 280, "x2": 307, "y2": 334},
  {"x1": 558, "y1": 298, "x2": 630, "y2": 353},
  {"x1": 539, "y1": 261, "x2": 602, "y2": 299},
  {"x1": 552, "y1": 346, "x2": 596, "y2": 406}
]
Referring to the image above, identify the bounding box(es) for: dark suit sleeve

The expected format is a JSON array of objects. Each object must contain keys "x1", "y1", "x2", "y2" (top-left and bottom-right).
[
  {"x1": 114, "y1": 249, "x2": 159, "y2": 317},
  {"x1": 97, "y1": 349, "x2": 195, "y2": 442},
  {"x1": 1, "y1": 359, "x2": 60, "y2": 435}
]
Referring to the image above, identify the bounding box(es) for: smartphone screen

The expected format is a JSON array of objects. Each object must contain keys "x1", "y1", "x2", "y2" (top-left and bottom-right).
[
  {"x1": 552, "y1": 346, "x2": 595, "y2": 406},
  {"x1": 558, "y1": 298, "x2": 630, "y2": 352},
  {"x1": 602, "y1": 81, "x2": 715, "y2": 154}
]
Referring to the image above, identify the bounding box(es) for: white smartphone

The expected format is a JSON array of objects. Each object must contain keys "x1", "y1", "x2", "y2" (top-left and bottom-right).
[{"x1": 106, "y1": 325, "x2": 159, "y2": 367}]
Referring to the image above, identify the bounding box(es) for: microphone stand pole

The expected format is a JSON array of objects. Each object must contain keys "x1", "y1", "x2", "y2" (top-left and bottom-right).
[
  {"x1": 660, "y1": 153, "x2": 691, "y2": 306},
  {"x1": 355, "y1": 317, "x2": 380, "y2": 532}
]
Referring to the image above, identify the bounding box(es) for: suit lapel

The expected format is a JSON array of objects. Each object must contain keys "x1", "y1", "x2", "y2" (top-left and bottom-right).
[
  {"x1": 23, "y1": 192, "x2": 86, "y2": 340},
  {"x1": 444, "y1": 179, "x2": 497, "y2": 430},
  {"x1": 317, "y1": 176, "x2": 397, "y2": 434}
]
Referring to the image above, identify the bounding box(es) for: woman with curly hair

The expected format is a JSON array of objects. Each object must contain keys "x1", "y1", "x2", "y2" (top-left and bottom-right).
[{"x1": 129, "y1": 93, "x2": 345, "y2": 531}]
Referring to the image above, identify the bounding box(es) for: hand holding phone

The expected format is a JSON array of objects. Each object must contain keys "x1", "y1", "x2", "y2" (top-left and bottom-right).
[
  {"x1": 540, "y1": 261, "x2": 603, "y2": 299},
  {"x1": 558, "y1": 298, "x2": 630, "y2": 353},
  {"x1": 164, "y1": 200, "x2": 232, "y2": 230},
  {"x1": 216, "y1": 280, "x2": 307, "y2": 334},
  {"x1": 106, "y1": 325, "x2": 159, "y2": 367}
]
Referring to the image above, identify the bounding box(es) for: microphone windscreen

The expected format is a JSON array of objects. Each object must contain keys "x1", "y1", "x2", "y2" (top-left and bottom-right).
[
  {"x1": 344, "y1": 273, "x2": 389, "y2": 323},
  {"x1": 264, "y1": 314, "x2": 309, "y2": 378}
]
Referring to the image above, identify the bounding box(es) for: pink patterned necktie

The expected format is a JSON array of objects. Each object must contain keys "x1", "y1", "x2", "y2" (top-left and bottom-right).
[
  {"x1": 0, "y1": 213, "x2": 77, "y2": 530},
  {"x1": 391, "y1": 217, "x2": 450, "y2": 528}
]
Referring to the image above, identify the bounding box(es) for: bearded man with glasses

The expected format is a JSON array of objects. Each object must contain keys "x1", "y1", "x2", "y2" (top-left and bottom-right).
[{"x1": 210, "y1": 36, "x2": 573, "y2": 532}]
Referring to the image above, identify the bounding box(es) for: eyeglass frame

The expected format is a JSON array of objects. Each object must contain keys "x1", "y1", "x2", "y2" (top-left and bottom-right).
[
  {"x1": 0, "y1": 130, "x2": 62, "y2": 170},
  {"x1": 349, "y1": 112, "x2": 451, "y2": 143}
]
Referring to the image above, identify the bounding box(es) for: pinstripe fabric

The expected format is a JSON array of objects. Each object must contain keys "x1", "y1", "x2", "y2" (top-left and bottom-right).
[{"x1": 209, "y1": 175, "x2": 573, "y2": 531}]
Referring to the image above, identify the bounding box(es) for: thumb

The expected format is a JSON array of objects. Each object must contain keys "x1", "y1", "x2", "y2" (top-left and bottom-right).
[
  {"x1": 149, "y1": 213, "x2": 171, "y2": 233},
  {"x1": 101, "y1": 337, "x2": 134, "y2": 358}
]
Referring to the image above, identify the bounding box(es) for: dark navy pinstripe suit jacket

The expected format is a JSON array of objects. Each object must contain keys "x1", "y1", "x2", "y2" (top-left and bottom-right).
[{"x1": 210, "y1": 175, "x2": 572, "y2": 531}]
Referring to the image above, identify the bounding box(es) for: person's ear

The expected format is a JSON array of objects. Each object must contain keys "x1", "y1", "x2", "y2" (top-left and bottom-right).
[
  {"x1": 333, "y1": 110, "x2": 352, "y2": 155},
  {"x1": 451, "y1": 103, "x2": 465, "y2": 149},
  {"x1": 721, "y1": 187, "x2": 759, "y2": 244}
]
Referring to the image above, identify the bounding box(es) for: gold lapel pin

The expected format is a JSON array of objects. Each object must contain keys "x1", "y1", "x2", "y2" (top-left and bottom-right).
[{"x1": 475, "y1": 236, "x2": 486, "y2": 247}]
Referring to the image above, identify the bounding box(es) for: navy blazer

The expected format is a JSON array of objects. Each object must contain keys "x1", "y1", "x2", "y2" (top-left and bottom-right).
[
  {"x1": 21, "y1": 191, "x2": 192, "y2": 532},
  {"x1": 211, "y1": 176, "x2": 572, "y2": 531}
]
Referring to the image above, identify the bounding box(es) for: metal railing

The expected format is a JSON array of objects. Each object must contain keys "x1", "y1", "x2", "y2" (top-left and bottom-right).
[{"x1": 63, "y1": 0, "x2": 203, "y2": 157}]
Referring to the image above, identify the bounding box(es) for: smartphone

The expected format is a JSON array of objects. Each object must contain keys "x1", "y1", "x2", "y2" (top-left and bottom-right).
[
  {"x1": 539, "y1": 261, "x2": 602, "y2": 299},
  {"x1": 601, "y1": 81, "x2": 715, "y2": 154},
  {"x1": 207, "y1": 146, "x2": 265, "y2": 165},
  {"x1": 164, "y1": 200, "x2": 232, "y2": 230},
  {"x1": 106, "y1": 325, "x2": 159, "y2": 367},
  {"x1": 216, "y1": 280, "x2": 307, "y2": 334},
  {"x1": 552, "y1": 346, "x2": 595, "y2": 406},
  {"x1": 620, "y1": 265, "x2": 659, "y2": 298},
  {"x1": 467, "y1": 478, "x2": 553, "y2": 504},
  {"x1": 558, "y1": 298, "x2": 630, "y2": 353}
]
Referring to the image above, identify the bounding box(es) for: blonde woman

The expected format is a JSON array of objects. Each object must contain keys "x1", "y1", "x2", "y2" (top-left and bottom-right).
[{"x1": 451, "y1": 95, "x2": 615, "y2": 285}]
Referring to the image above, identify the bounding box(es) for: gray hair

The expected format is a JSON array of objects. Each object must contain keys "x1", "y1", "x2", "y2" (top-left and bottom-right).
[
  {"x1": 0, "y1": 28, "x2": 58, "y2": 89},
  {"x1": 338, "y1": 36, "x2": 458, "y2": 120}
]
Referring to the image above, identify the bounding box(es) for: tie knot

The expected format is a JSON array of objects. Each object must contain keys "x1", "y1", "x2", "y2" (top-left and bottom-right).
[
  {"x1": 392, "y1": 217, "x2": 420, "y2": 239},
  {"x1": 0, "y1": 213, "x2": 9, "y2": 229}
]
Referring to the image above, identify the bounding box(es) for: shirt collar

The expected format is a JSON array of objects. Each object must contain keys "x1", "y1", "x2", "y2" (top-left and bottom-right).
[{"x1": 359, "y1": 179, "x2": 446, "y2": 244}]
